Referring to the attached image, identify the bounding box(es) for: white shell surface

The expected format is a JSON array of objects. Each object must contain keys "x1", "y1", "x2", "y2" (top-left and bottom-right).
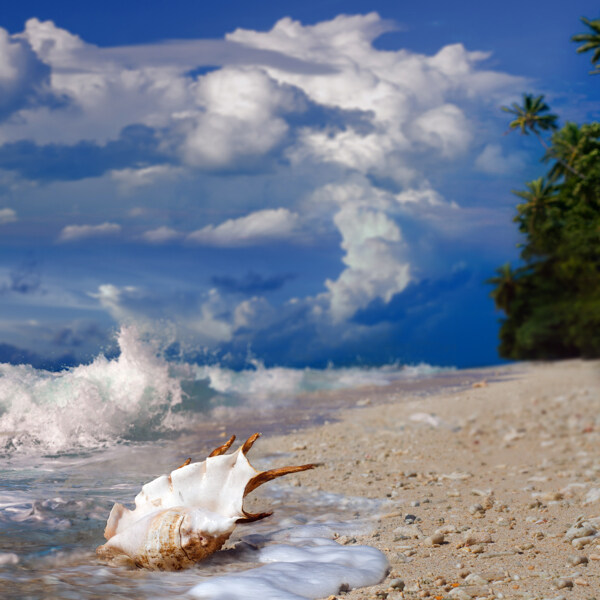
[
  {"x1": 104, "y1": 447, "x2": 257, "y2": 542},
  {"x1": 98, "y1": 506, "x2": 236, "y2": 569},
  {"x1": 97, "y1": 435, "x2": 314, "y2": 570},
  {"x1": 137, "y1": 449, "x2": 256, "y2": 516}
]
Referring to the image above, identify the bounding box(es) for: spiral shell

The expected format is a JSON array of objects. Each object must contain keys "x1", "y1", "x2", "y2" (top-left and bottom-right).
[
  {"x1": 98, "y1": 508, "x2": 231, "y2": 569},
  {"x1": 96, "y1": 434, "x2": 315, "y2": 570}
]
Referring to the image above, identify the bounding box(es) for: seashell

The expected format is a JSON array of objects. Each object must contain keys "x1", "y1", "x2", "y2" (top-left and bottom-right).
[{"x1": 96, "y1": 433, "x2": 316, "y2": 570}]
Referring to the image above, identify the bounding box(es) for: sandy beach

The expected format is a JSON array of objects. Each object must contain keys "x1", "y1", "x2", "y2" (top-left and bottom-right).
[{"x1": 248, "y1": 359, "x2": 600, "y2": 600}]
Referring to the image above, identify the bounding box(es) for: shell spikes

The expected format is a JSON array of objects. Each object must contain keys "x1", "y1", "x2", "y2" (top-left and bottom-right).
[{"x1": 96, "y1": 434, "x2": 316, "y2": 570}]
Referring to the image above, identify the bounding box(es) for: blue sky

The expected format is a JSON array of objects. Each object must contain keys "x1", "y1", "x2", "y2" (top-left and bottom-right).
[{"x1": 1, "y1": 1, "x2": 599, "y2": 369}]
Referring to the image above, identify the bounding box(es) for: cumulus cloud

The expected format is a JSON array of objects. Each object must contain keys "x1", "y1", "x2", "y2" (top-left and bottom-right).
[
  {"x1": 225, "y1": 15, "x2": 523, "y2": 182},
  {"x1": 0, "y1": 208, "x2": 17, "y2": 224},
  {"x1": 475, "y1": 143, "x2": 527, "y2": 175},
  {"x1": 176, "y1": 67, "x2": 307, "y2": 169},
  {"x1": 187, "y1": 208, "x2": 300, "y2": 246},
  {"x1": 110, "y1": 164, "x2": 185, "y2": 193},
  {"x1": 0, "y1": 14, "x2": 524, "y2": 178},
  {"x1": 91, "y1": 283, "x2": 234, "y2": 345},
  {"x1": 140, "y1": 226, "x2": 183, "y2": 244},
  {"x1": 410, "y1": 104, "x2": 472, "y2": 157},
  {"x1": 58, "y1": 222, "x2": 121, "y2": 243},
  {"x1": 0, "y1": 26, "x2": 53, "y2": 121},
  {"x1": 325, "y1": 205, "x2": 409, "y2": 321},
  {"x1": 0, "y1": 13, "x2": 530, "y2": 363},
  {"x1": 308, "y1": 180, "x2": 411, "y2": 321}
]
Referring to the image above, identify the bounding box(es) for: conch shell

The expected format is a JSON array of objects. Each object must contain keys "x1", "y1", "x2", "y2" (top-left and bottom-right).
[{"x1": 96, "y1": 433, "x2": 315, "y2": 570}]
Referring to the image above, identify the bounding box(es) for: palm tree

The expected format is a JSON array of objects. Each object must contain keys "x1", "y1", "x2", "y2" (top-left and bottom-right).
[
  {"x1": 502, "y1": 94, "x2": 558, "y2": 145},
  {"x1": 502, "y1": 94, "x2": 584, "y2": 179},
  {"x1": 512, "y1": 177, "x2": 559, "y2": 232},
  {"x1": 487, "y1": 263, "x2": 518, "y2": 313},
  {"x1": 543, "y1": 122, "x2": 584, "y2": 180},
  {"x1": 572, "y1": 17, "x2": 600, "y2": 74}
]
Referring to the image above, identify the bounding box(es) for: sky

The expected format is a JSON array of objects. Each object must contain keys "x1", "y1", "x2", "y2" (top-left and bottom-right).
[{"x1": 0, "y1": 0, "x2": 599, "y2": 370}]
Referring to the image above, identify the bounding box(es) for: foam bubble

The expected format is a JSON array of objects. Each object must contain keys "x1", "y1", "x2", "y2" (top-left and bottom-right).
[{"x1": 189, "y1": 539, "x2": 388, "y2": 599}]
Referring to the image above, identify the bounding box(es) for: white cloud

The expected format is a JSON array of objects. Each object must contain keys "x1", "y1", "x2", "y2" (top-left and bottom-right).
[
  {"x1": 326, "y1": 206, "x2": 410, "y2": 322},
  {"x1": 0, "y1": 14, "x2": 525, "y2": 165},
  {"x1": 225, "y1": 14, "x2": 523, "y2": 180},
  {"x1": 0, "y1": 208, "x2": 17, "y2": 224},
  {"x1": 475, "y1": 143, "x2": 526, "y2": 175},
  {"x1": 0, "y1": 13, "x2": 529, "y2": 339},
  {"x1": 395, "y1": 187, "x2": 445, "y2": 206},
  {"x1": 20, "y1": 18, "x2": 86, "y2": 66},
  {"x1": 410, "y1": 104, "x2": 471, "y2": 157},
  {"x1": 58, "y1": 222, "x2": 121, "y2": 243},
  {"x1": 91, "y1": 284, "x2": 234, "y2": 345},
  {"x1": 0, "y1": 26, "x2": 50, "y2": 120},
  {"x1": 187, "y1": 208, "x2": 299, "y2": 246},
  {"x1": 311, "y1": 180, "x2": 411, "y2": 321},
  {"x1": 110, "y1": 164, "x2": 185, "y2": 193},
  {"x1": 141, "y1": 226, "x2": 182, "y2": 244},
  {"x1": 177, "y1": 67, "x2": 304, "y2": 169}
]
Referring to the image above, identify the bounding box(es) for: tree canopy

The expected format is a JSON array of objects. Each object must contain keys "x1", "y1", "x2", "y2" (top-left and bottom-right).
[
  {"x1": 572, "y1": 17, "x2": 600, "y2": 73},
  {"x1": 489, "y1": 23, "x2": 600, "y2": 360}
]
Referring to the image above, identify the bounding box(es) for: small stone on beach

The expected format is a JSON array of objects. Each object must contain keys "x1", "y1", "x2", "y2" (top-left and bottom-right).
[
  {"x1": 389, "y1": 578, "x2": 405, "y2": 590},
  {"x1": 554, "y1": 578, "x2": 573, "y2": 589},
  {"x1": 424, "y1": 533, "x2": 444, "y2": 547}
]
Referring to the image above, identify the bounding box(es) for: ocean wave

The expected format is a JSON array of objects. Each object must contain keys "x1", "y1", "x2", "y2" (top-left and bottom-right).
[
  {"x1": 0, "y1": 327, "x2": 445, "y2": 454},
  {"x1": 0, "y1": 327, "x2": 182, "y2": 454},
  {"x1": 193, "y1": 360, "x2": 441, "y2": 400}
]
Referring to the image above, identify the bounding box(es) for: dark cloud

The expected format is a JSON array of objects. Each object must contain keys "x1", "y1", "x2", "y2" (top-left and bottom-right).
[
  {"x1": 0, "y1": 258, "x2": 42, "y2": 295},
  {"x1": 52, "y1": 322, "x2": 108, "y2": 348},
  {"x1": 287, "y1": 101, "x2": 376, "y2": 136},
  {"x1": 214, "y1": 268, "x2": 502, "y2": 369},
  {"x1": 0, "y1": 124, "x2": 171, "y2": 181},
  {"x1": 210, "y1": 272, "x2": 295, "y2": 295},
  {"x1": 0, "y1": 36, "x2": 56, "y2": 121},
  {"x1": 0, "y1": 342, "x2": 77, "y2": 371},
  {"x1": 352, "y1": 269, "x2": 473, "y2": 326}
]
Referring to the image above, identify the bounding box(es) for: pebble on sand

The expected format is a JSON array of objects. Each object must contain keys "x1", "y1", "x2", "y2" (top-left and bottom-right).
[
  {"x1": 555, "y1": 578, "x2": 574, "y2": 589},
  {"x1": 388, "y1": 578, "x2": 405, "y2": 590},
  {"x1": 424, "y1": 533, "x2": 445, "y2": 547}
]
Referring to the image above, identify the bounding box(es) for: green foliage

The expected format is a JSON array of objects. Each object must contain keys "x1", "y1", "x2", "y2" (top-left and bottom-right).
[
  {"x1": 490, "y1": 17, "x2": 600, "y2": 360},
  {"x1": 501, "y1": 94, "x2": 558, "y2": 138},
  {"x1": 572, "y1": 17, "x2": 600, "y2": 73},
  {"x1": 490, "y1": 117, "x2": 600, "y2": 359}
]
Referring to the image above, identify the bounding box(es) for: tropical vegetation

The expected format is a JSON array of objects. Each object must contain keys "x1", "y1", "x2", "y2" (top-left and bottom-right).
[
  {"x1": 489, "y1": 19, "x2": 600, "y2": 359},
  {"x1": 572, "y1": 17, "x2": 600, "y2": 73}
]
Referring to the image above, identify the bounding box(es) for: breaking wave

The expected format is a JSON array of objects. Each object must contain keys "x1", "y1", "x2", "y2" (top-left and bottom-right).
[
  {"x1": 0, "y1": 327, "x2": 444, "y2": 454},
  {"x1": 0, "y1": 327, "x2": 183, "y2": 453}
]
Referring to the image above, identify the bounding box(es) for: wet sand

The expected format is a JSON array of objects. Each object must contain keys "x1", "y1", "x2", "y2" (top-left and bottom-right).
[{"x1": 250, "y1": 359, "x2": 600, "y2": 600}]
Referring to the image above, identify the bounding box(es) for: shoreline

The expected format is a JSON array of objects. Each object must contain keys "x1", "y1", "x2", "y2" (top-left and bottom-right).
[{"x1": 249, "y1": 359, "x2": 600, "y2": 599}]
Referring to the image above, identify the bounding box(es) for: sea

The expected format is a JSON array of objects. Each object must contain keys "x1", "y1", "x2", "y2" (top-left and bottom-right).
[{"x1": 0, "y1": 326, "x2": 460, "y2": 599}]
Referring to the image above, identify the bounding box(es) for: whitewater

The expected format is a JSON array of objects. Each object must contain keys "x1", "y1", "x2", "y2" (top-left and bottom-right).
[{"x1": 0, "y1": 327, "x2": 447, "y2": 599}]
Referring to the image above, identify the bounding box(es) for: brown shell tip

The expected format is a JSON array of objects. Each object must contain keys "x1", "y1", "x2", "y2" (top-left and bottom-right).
[
  {"x1": 244, "y1": 462, "x2": 317, "y2": 496},
  {"x1": 236, "y1": 510, "x2": 273, "y2": 524},
  {"x1": 241, "y1": 433, "x2": 261, "y2": 455},
  {"x1": 176, "y1": 458, "x2": 192, "y2": 470},
  {"x1": 208, "y1": 435, "x2": 237, "y2": 458}
]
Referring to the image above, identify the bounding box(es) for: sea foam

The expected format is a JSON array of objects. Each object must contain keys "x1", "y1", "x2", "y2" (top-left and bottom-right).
[
  {"x1": 189, "y1": 520, "x2": 389, "y2": 600},
  {"x1": 189, "y1": 542, "x2": 389, "y2": 599}
]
